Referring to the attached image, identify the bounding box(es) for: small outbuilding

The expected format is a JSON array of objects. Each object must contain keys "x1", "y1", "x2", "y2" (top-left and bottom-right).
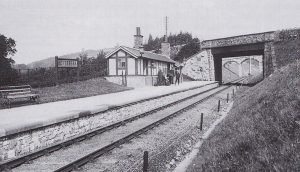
[{"x1": 105, "y1": 27, "x2": 176, "y2": 87}]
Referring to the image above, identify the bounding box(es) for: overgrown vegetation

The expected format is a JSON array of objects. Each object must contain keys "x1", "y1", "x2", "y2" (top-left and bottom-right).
[
  {"x1": 144, "y1": 32, "x2": 193, "y2": 51},
  {"x1": 175, "y1": 39, "x2": 200, "y2": 62},
  {"x1": 143, "y1": 32, "x2": 200, "y2": 62},
  {"x1": 0, "y1": 34, "x2": 18, "y2": 86},
  {"x1": 276, "y1": 28, "x2": 300, "y2": 41},
  {"x1": 274, "y1": 39, "x2": 300, "y2": 68},
  {"x1": 241, "y1": 74, "x2": 264, "y2": 86},
  {"x1": 187, "y1": 62, "x2": 300, "y2": 171},
  {"x1": 187, "y1": 32, "x2": 300, "y2": 171},
  {"x1": 13, "y1": 50, "x2": 108, "y2": 88}
]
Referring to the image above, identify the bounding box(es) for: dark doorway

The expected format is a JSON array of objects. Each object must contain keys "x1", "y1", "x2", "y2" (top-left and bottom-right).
[{"x1": 211, "y1": 43, "x2": 265, "y2": 84}]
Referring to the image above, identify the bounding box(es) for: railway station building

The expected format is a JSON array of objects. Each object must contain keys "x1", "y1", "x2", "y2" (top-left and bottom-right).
[{"x1": 105, "y1": 27, "x2": 176, "y2": 87}]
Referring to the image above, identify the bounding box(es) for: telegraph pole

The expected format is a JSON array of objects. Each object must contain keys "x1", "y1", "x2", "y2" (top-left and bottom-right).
[{"x1": 165, "y1": 16, "x2": 168, "y2": 41}]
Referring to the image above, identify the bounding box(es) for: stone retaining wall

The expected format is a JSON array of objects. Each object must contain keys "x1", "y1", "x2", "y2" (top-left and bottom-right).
[
  {"x1": 0, "y1": 111, "x2": 111, "y2": 162},
  {"x1": 182, "y1": 51, "x2": 214, "y2": 81}
]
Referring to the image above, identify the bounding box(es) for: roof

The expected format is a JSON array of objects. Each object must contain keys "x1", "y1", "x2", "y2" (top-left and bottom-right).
[{"x1": 105, "y1": 46, "x2": 176, "y2": 64}]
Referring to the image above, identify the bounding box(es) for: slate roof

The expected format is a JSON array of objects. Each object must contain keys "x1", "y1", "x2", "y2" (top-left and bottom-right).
[{"x1": 105, "y1": 46, "x2": 176, "y2": 64}]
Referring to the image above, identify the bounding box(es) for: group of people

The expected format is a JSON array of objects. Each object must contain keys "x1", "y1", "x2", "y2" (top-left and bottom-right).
[{"x1": 166, "y1": 68, "x2": 181, "y2": 85}]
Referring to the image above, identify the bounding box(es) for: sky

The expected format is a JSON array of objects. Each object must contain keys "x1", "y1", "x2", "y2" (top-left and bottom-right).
[{"x1": 1, "y1": 0, "x2": 300, "y2": 64}]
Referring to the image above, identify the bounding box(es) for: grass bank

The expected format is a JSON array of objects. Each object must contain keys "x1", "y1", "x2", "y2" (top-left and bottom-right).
[
  {"x1": 187, "y1": 61, "x2": 300, "y2": 171},
  {"x1": 0, "y1": 77, "x2": 131, "y2": 108}
]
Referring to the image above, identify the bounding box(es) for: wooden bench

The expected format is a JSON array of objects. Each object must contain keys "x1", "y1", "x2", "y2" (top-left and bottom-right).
[{"x1": 0, "y1": 85, "x2": 40, "y2": 108}]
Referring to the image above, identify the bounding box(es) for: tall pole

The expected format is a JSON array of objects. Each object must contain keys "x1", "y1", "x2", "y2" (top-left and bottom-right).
[{"x1": 165, "y1": 16, "x2": 168, "y2": 41}]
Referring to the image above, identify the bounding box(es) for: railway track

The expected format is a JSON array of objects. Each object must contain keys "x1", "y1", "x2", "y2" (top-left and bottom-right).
[
  {"x1": 0, "y1": 83, "x2": 218, "y2": 170},
  {"x1": 2, "y1": 79, "x2": 245, "y2": 172},
  {"x1": 54, "y1": 86, "x2": 236, "y2": 172}
]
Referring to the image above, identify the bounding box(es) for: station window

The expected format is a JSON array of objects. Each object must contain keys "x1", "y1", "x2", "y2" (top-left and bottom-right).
[{"x1": 118, "y1": 58, "x2": 126, "y2": 68}]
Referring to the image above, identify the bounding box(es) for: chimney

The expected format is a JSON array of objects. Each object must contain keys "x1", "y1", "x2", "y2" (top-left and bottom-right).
[
  {"x1": 161, "y1": 35, "x2": 170, "y2": 58},
  {"x1": 134, "y1": 27, "x2": 143, "y2": 49}
]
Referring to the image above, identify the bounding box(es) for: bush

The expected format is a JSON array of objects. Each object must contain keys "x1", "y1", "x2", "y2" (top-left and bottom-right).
[
  {"x1": 15, "y1": 63, "x2": 107, "y2": 88},
  {"x1": 0, "y1": 68, "x2": 19, "y2": 86},
  {"x1": 276, "y1": 28, "x2": 300, "y2": 41},
  {"x1": 274, "y1": 39, "x2": 300, "y2": 68}
]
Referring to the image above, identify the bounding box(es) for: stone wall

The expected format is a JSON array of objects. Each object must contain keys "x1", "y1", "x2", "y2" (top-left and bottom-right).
[
  {"x1": 182, "y1": 51, "x2": 213, "y2": 81},
  {"x1": 0, "y1": 111, "x2": 114, "y2": 162},
  {"x1": 201, "y1": 31, "x2": 275, "y2": 49},
  {"x1": 200, "y1": 29, "x2": 300, "y2": 79},
  {"x1": 264, "y1": 42, "x2": 275, "y2": 76}
]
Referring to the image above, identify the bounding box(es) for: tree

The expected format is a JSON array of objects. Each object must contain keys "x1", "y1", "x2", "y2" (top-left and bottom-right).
[
  {"x1": 79, "y1": 51, "x2": 88, "y2": 65},
  {"x1": 144, "y1": 34, "x2": 154, "y2": 51},
  {"x1": 0, "y1": 34, "x2": 18, "y2": 86},
  {"x1": 174, "y1": 38, "x2": 200, "y2": 62},
  {"x1": 143, "y1": 32, "x2": 196, "y2": 52},
  {"x1": 96, "y1": 50, "x2": 107, "y2": 75},
  {"x1": 143, "y1": 32, "x2": 200, "y2": 62}
]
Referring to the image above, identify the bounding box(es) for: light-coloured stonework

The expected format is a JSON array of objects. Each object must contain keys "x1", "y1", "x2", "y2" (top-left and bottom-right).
[{"x1": 182, "y1": 51, "x2": 214, "y2": 81}]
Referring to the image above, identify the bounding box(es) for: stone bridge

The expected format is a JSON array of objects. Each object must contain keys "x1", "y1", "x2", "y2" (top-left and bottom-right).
[{"x1": 201, "y1": 31, "x2": 276, "y2": 82}]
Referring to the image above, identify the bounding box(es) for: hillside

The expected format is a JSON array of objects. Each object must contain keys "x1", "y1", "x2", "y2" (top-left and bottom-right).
[
  {"x1": 24, "y1": 48, "x2": 113, "y2": 69},
  {"x1": 187, "y1": 60, "x2": 300, "y2": 171},
  {"x1": 19, "y1": 44, "x2": 184, "y2": 69}
]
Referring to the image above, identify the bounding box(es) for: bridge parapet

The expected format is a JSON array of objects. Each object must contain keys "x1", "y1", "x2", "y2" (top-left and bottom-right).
[{"x1": 201, "y1": 31, "x2": 275, "y2": 49}]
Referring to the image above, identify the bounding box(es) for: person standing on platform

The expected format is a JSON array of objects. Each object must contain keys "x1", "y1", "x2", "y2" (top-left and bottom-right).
[{"x1": 175, "y1": 68, "x2": 180, "y2": 85}]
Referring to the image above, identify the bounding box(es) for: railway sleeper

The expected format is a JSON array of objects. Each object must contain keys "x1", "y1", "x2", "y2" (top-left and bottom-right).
[{"x1": 6, "y1": 84, "x2": 232, "y2": 171}]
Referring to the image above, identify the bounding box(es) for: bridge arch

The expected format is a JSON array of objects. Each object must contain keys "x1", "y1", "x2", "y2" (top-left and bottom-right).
[
  {"x1": 240, "y1": 58, "x2": 259, "y2": 65},
  {"x1": 222, "y1": 61, "x2": 240, "y2": 80},
  {"x1": 241, "y1": 58, "x2": 261, "y2": 76},
  {"x1": 201, "y1": 31, "x2": 276, "y2": 83},
  {"x1": 223, "y1": 60, "x2": 239, "y2": 67}
]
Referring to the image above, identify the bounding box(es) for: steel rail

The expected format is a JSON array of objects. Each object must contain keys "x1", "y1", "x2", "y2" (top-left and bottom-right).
[
  {"x1": 0, "y1": 83, "x2": 218, "y2": 171},
  {"x1": 54, "y1": 85, "x2": 234, "y2": 172},
  {"x1": 223, "y1": 77, "x2": 246, "y2": 85},
  {"x1": 0, "y1": 82, "x2": 218, "y2": 141},
  {"x1": 0, "y1": 79, "x2": 244, "y2": 171}
]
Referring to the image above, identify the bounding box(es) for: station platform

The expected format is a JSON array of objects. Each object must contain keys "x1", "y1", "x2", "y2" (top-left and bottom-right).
[{"x1": 0, "y1": 81, "x2": 217, "y2": 138}]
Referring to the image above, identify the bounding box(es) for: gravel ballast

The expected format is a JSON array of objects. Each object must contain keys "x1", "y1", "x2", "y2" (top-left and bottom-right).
[
  {"x1": 79, "y1": 86, "x2": 237, "y2": 172},
  {"x1": 11, "y1": 84, "x2": 218, "y2": 171}
]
